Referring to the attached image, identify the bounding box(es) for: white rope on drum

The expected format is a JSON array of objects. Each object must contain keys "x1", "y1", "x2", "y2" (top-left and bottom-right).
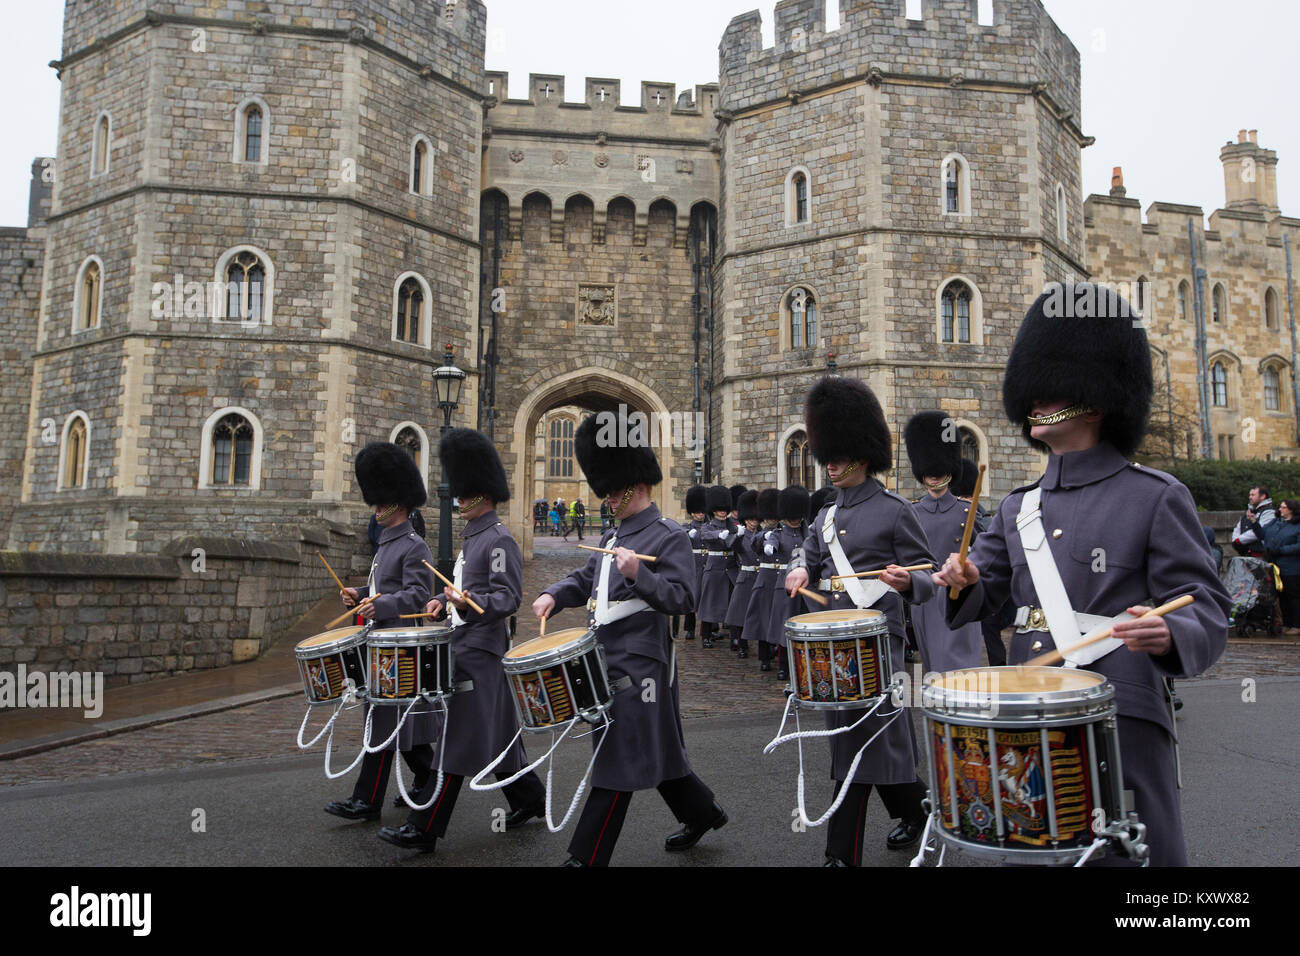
[
  {"x1": 296, "y1": 683, "x2": 368, "y2": 780},
  {"x1": 1073, "y1": 837, "x2": 1109, "y2": 867},
  {"x1": 909, "y1": 811, "x2": 937, "y2": 867},
  {"x1": 763, "y1": 691, "x2": 903, "y2": 828},
  {"x1": 543, "y1": 712, "x2": 611, "y2": 833},
  {"x1": 391, "y1": 695, "x2": 449, "y2": 812}
]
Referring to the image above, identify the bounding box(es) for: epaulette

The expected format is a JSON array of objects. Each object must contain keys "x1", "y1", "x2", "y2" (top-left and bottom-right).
[{"x1": 1127, "y1": 461, "x2": 1180, "y2": 486}]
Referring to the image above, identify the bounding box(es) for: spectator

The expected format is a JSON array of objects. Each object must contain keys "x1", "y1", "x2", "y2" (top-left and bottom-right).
[
  {"x1": 1232, "y1": 486, "x2": 1277, "y2": 557},
  {"x1": 549, "y1": 505, "x2": 561, "y2": 536},
  {"x1": 1246, "y1": 499, "x2": 1300, "y2": 635},
  {"x1": 569, "y1": 499, "x2": 586, "y2": 541},
  {"x1": 1202, "y1": 526, "x2": 1223, "y2": 575},
  {"x1": 600, "y1": 499, "x2": 611, "y2": 531}
]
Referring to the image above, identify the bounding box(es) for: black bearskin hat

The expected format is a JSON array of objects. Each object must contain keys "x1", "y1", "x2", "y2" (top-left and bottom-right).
[
  {"x1": 805, "y1": 377, "x2": 892, "y2": 474},
  {"x1": 575, "y1": 414, "x2": 663, "y2": 498},
  {"x1": 757, "y1": 488, "x2": 780, "y2": 522},
  {"x1": 1004, "y1": 283, "x2": 1153, "y2": 456},
  {"x1": 950, "y1": 459, "x2": 980, "y2": 498},
  {"x1": 737, "y1": 489, "x2": 758, "y2": 522},
  {"x1": 904, "y1": 411, "x2": 962, "y2": 484},
  {"x1": 685, "y1": 484, "x2": 707, "y2": 515},
  {"x1": 728, "y1": 484, "x2": 748, "y2": 508},
  {"x1": 707, "y1": 485, "x2": 732, "y2": 514},
  {"x1": 356, "y1": 442, "x2": 427, "y2": 510},
  {"x1": 779, "y1": 485, "x2": 810, "y2": 522},
  {"x1": 439, "y1": 428, "x2": 510, "y2": 504},
  {"x1": 808, "y1": 486, "x2": 834, "y2": 524}
]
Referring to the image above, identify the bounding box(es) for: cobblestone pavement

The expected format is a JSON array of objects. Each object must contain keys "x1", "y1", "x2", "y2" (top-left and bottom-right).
[{"x1": 3, "y1": 547, "x2": 1297, "y2": 787}]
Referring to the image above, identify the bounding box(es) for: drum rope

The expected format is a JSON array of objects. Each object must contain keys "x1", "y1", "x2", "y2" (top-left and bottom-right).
[
  {"x1": 908, "y1": 811, "x2": 938, "y2": 867},
  {"x1": 391, "y1": 695, "x2": 450, "y2": 811},
  {"x1": 468, "y1": 722, "x2": 570, "y2": 791},
  {"x1": 362, "y1": 694, "x2": 425, "y2": 754},
  {"x1": 1073, "y1": 837, "x2": 1109, "y2": 867},
  {"x1": 296, "y1": 684, "x2": 369, "y2": 780},
  {"x1": 763, "y1": 692, "x2": 904, "y2": 828},
  {"x1": 543, "y1": 712, "x2": 611, "y2": 834}
]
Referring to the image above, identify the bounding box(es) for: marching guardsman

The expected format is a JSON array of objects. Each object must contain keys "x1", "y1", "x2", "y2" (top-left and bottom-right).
[
  {"x1": 904, "y1": 411, "x2": 984, "y2": 672},
  {"x1": 934, "y1": 283, "x2": 1231, "y2": 866},
  {"x1": 325, "y1": 442, "x2": 436, "y2": 822},
  {"x1": 678, "y1": 485, "x2": 709, "y2": 642},
  {"x1": 534, "y1": 416, "x2": 727, "y2": 866},
  {"x1": 767, "y1": 486, "x2": 811, "y2": 679},
  {"x1": 783, "y1": 378, "x2": 934, "y2": 864},
  {"x1": 377, "y1": 429, "x2": 546, "y2": 853},
  {"x1": 746, "y1": 488, "x2": 782, "y2": 673},
  {"x1": 698, "y1": 485, "x2": 737, "y2": 649},
  {"x1": 725, "y1": 484, "x2": 747, "y2": 649},
  {"x1": 724, "y1": 490, "x2": 761, "y2": 659}
]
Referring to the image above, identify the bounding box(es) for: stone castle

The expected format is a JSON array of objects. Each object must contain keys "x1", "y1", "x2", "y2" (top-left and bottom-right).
[{"x1": 4, "y1": 0, "x2": 1297, "y2": 564}]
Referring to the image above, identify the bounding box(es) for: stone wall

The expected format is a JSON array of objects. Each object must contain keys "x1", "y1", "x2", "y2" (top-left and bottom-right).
[
  {"x1": 0, "y1": 226, "x2": 44, "y2": 547},
  {"x1": 0, "y1": 523, "x2": 356, "y2": 687}
]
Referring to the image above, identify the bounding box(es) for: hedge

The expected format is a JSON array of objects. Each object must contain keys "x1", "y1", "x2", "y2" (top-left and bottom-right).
[{"x1": 1149, "y1": 460, "x2": 1300, "y2": 511}]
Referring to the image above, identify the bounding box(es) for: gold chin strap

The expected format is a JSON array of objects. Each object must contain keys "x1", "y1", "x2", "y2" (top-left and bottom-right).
[
  {"x1": 924, "y1": 475, "x2": 952, "y2": 491},
  {"x1": 376, "y1": 504, "x2": 399, "y2": 522},
  {"x1": 834, "y1": 461, "x2": 863, "y2": 483},
  {"x1": 612, "y1": 487, "x2": 635, "y2": 520},
  {"x1": 1027, "y1": 405, "x2": 1095, "y2": 427},
  {"x1": 457, "y1": 495, "x2": 484, "y2": 516}
]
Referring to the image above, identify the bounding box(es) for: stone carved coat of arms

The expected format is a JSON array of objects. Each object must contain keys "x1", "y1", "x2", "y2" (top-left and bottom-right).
[{"x1": 578, "y1": 284, "x2": 617, "y2": 327}]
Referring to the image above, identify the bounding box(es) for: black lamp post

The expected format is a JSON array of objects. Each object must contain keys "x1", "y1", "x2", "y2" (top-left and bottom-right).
[{"x1": 433, "y1": 345, "x2": 466, "y2": 580}]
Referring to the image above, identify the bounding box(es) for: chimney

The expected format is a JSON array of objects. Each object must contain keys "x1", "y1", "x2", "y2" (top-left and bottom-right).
[
  {"x1": 1109, "y1": 166, "x2": 1126, "y2": 198},
  {"x1": 1221, "y1": 129, "x2": 1279, "y2": 216}
]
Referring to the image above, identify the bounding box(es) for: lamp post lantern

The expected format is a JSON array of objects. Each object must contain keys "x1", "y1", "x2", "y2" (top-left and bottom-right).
[{"x1": 433, "y1": 345, "x2": 466, "y2": 580}]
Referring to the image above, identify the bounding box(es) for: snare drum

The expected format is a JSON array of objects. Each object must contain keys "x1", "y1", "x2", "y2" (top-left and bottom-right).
[
  {"x1": 503, "y1": 628, "x2": 612, "y2": 731},
  {"x1": 921, "y1": 666, "x2": 1127, "y2": 864},
  {"x1": 365, "y1": 626, "x2": 455, "y2": 705},
  {"x1": 295, "y1": 626, "x2": 368, "y2": 705},
  {"x1": 784, "y1": 609, "x2": 892, "y2": 709}
]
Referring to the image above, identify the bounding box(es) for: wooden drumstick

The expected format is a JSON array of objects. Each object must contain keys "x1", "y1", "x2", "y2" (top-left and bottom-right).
[
  {"x1": 797, "y1": 587, "x2": 830, "y2": 607},
  {"x1": 540, "y1": 614, "x2": 547, "y2": 639},
  {"x1": 831, "y1": 563, "x2": 934, "y2": 581},
  {"x1": 421, "y1": 560, "x2": 486, "y2": 616},
  {"x1": 949, "y1": 464, "x2": 986, "y2": 599},
  {"x1": 399, "y1": 612, "x2": 441, "y2": 620},
  {"x1": 578, "y1": 544, "x2": 659, "y2": 563},
  {"x1": 1024, "y1": 595, "x2": 1195, "y2": 667},
  {"x1": 316, "y1": 552, "x2": 347, "y2": 593},
  {"x1": 325, "y1": 593, "x2": 382, "y2": 630}
]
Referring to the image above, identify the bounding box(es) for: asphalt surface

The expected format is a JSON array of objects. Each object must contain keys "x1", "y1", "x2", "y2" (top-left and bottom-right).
[{"x1": 2, "y1": 676, "x2": 1293, "y2": 867}]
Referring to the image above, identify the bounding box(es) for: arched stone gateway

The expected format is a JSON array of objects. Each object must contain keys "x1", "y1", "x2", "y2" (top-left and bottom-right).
[{"x1": 510, "y1": 368, "x2": 684, "y2": 557}]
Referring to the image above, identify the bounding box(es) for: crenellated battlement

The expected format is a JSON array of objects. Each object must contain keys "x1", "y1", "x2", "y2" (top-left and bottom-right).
[
  {"x1": 719, "y1": 0, "x2": 1080, "y2": 120},
  {"x1": 60, "y1": 0, "x2": 486, "y2": 92},
  {"x1": 484, "y1": 72, "x2": 721, "y2": 140}
]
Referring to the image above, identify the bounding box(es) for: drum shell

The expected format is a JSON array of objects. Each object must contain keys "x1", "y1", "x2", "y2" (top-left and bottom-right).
[
  {"x1": 784, "y1": 610, "x2": 892, "y2": 710},
  {"x1": 295, "y1": 627, "x2": 368, "y2": 705},
  {"x1": 504, "y1": 630, "x2": 613, "y2": 731},
  {"x1": 365, "y1": 626, "x2": 455, "y2": 705},
  {"x1": 920, "y1": 667, "x2": 1127, "y2": 862}
]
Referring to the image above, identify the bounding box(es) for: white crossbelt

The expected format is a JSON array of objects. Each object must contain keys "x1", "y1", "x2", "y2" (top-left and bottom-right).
[
  {"x1": 759, "y1": 562, "x2": 787, "y2": 570},
  {"x1": 1016, "y1": 486, "x2": 1125, "y2": 667},
  {"x1": 823, "y1": 505, "x2": 890, "y2": 609},
  {"x1": 592, "y1": 532, "x2": 651, "y2": 627},
  {"x1": 740, "y1": 565, "x2": 759, "y2": 573},
  {"x1": 448, "y1": 551, "x2": 467, "y2": 628}
]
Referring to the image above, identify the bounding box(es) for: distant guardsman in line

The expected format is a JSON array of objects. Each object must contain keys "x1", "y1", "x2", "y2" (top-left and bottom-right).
[
  {"x1": 724, "y1": 490, "x2": 761, "y2": 659},
  {"x1": 677, "y1": 484, "x2": 709, "y2": 642},
  {"x1": 725, "y1": 484, "x2": 748, "y2": 649},
  {"x1": 698, "y1": 485, "x2": 737, "y2": 649},
  {"x1": 934, "y1": 283, "x2": 1231, "y2": 866},
  {"x1": 784, "y1": 378, "x2": 935, "y2": 864},
  {"x1": 904, "y1": 411, "x2": 984, "y2": 672},
  {"x1": 746, "y1": 488, "x2": 782, "y2": 673},
  {"x1": 377, "y1": 428, "x2": 547, "y2": 854},
  {"x1": 767, "y1": 485, "x2": 811, "y2": 679},
  {"x1": 326, "y1": 442, "x2": 436, "y2": 822},
  {"x1": 534, "y1": 417, "x2": 727, "y2": 867}
]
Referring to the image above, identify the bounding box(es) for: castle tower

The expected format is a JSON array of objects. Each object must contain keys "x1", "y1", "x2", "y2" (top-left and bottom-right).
[
  {"x1": 16, "y1": 0, "x2": 486, "y2": 553},
  {"x1": 714, "y1": 0, "x2": 1088, "y2": 499},
  {"x1": 1221, "y1": 129, "x2": 1280, "y2": 217}
]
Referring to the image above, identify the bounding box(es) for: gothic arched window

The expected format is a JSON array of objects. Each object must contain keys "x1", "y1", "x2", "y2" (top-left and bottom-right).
[{"x1": 210, "y1": 413, "x2": 255, "y2": 486}]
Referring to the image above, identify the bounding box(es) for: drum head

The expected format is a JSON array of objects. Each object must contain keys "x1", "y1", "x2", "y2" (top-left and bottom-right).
[
  {"x1": 506, "y1": 629, "x2": 589, "y2": 659},
  {"x1": 296, "y1": 626, "x2": 365, "y2": 655},
  {"x1": 934, "y1": 666, "x2": 1102, "y2": 694},
  {"x1": 789, "y1": 609, "x2": 883, "y2": 625},
  {"x1": 368, "y1": 625, "x2": 451, "y2": 646},
  {"x1": 923, "y1": 666, "x2": 1113, "y2": 723}
]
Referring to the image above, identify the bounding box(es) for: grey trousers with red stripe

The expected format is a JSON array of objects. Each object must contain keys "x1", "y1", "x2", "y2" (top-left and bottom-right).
[
  {"x1": 566, "y1": 773, "x2": 716, "y2": 867},
  {"x1": 825, "y1": 779, "x2": 926, "y2": 866},
  {"x1": 350, "y1": 746, "x2": 434, "y2": 806},
  {"x1": 405, "y1": 770, "x2": 545, "y2": 837}
]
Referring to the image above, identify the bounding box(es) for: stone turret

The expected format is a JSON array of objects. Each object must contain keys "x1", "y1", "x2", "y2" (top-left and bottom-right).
[{"x1": 1221, "y1": 129, "x2": 1280, "y2": 217}]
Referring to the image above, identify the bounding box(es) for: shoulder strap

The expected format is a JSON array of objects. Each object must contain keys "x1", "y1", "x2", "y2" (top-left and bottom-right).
[{"x1": 823, "y1": 504, "x2": 890, "y2": 609}]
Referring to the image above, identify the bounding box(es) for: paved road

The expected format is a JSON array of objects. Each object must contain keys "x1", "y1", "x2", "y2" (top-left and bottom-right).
[{"x1": 3, "y1": 677, "x2": 1294, "y2": 867}]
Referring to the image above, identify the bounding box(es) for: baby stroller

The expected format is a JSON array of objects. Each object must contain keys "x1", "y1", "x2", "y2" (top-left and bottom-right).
[{"x1": 1220, "y1": 555, "x2": 1283, "y2": 638}]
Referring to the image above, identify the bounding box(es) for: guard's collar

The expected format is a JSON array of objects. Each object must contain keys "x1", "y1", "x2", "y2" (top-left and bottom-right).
[
  {"x1": 1041, "y1": 442, "x2": 1130, "y2": 490},
  {"x1": 614, "y1": 503, "x2": 660, "y2": 534},
  {"x1": 463, "y1": 510, "x2": 499, "y2": 538},
  {"x1": 377, "y1": 520, "x2": 415, "y2": 544},
  {"x1": 917, "y1": 490, "x2": 958, "y2": 513},
  {"x1": 835, "y1": 478, "x2": 882, "y2": 509}
]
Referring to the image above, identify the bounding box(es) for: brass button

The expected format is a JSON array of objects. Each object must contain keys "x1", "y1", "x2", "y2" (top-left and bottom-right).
[
  {"x1": 1052, "y1": 529, "x2": 1063, "y2": 539},
  {"x1": 1031, "y1": 640, "x2": 1043, "y2": 652},
  {"x1": 839, "y1": 530, "x2": 847, "y2": 536}
]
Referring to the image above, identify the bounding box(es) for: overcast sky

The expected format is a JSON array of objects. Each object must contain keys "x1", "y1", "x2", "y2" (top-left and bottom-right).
[{"x1": 3, "y1": 1, "x2": 1295, "y2": 227}]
